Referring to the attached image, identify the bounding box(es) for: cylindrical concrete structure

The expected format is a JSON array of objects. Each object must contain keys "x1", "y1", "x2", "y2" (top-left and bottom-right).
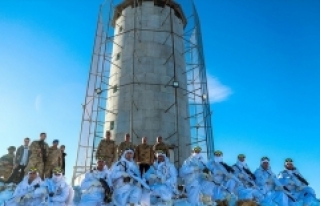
[{"x1": 105, "y1": 0, "x2": 190, "y2": 165}]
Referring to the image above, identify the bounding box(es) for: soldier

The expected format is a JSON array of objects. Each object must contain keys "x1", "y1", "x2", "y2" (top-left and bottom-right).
[
  {"x1": 24, "y1": 132, "x2": 50, "y2": 180},
  {"x1": 153, "y1": 136, "x2": 170, "y2": 158},
  {"x1": 0, "y1": 146, "x2": 16, "y2": 181},
  {"x1": 117, "y1": 133, "x2": 135, "y2": 159},
  {"x1": 278, "y1": 158, "x2": 317, "y2": 205},
  {"x1": 180, "y1": 146, "x2": 215, "y2": 205},
  {"x1": 135, "y1": 137, "x2": 153, "y2": 176},
  {"x1": 96, "y1": 131, "x2": 117, "y2": 169},
  {"x1": 254, "y1": 157, "x2": 289, "y2": 206},
  {"x1": 44, "y1": 139, "x2": 62, "y2": 178},
  {"x1": 6, "y1": 138, "x2": 31, "y2": 184},
  {"x1": 60, "y1": 145, "x2": 67, "y2": 175}
]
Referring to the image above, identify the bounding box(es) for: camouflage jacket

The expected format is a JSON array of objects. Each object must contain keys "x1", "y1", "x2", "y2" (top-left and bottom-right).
[
  {"x1": 135, "y1": 143, "x2": 153, "y2": 164},
  {"x1": 118, "y1": 141, "x2": 135, "y2": 157},
  {"x1": 96, "y1": 139, "x2": 117, "y2": 161},
  {"x1": 0, "y1": 154, "x2": 15, "y2": 167},
  {"x1": 46, "y1": 146, "x2": 62, "y2": 166},
  {"x1": 29, "y1": 140, "x2": 50, "y2": 162},
  {"x1": 153, "y1": 142, "x2": 170, "y2": 157}
]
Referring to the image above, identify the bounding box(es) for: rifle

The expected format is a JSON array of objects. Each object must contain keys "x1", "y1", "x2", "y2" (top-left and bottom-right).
[
  {"x1": 4, "y1": 183, "x2": 40, "y2": 204},
  {"x1": 243, "y1": 167, "x2": 256, "y2": 180},
  {"x1": 233, "y1": 164, "x2": 256, "y2": 187},
  {"x1": 98, "y1": 177, "x2": 113, "y2": 203},
  {"x1": 265, "y1": 170, "x2": 296, "y2": 202},
  {"x1": 292, "y1": 173, "x2": 309, "y2": 186},
  {"x1": 119, "y1": 161, "x2": 150, "y2": 190}
]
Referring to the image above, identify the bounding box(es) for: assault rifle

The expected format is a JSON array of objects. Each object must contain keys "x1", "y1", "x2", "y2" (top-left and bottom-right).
[{"x1": 292, "y1": 173, "x2": 309, "y2": 186}]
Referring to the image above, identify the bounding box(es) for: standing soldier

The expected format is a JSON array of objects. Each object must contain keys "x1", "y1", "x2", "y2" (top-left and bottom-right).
[
  {"x1": 0, "y1": 146, "x2": 16, "y2": 181},
  {"x1": 25, "y1": 132, "x2": 49, "y2": 180},
  {"x1": 96, "y1": 131, "x2": 117, "y2": 168},
  {"x1": 153, "y1": 136, "x2": 170, "y2": 158},
  {"x1": 44, "y1": 139, "x2": 62, "y2": 178},
  {"x1": 135, "y1": 137, "x2": 153, "y2": 176},
  {"x1": 117, "y1": 133, "x2": 135, "y2": 159}
]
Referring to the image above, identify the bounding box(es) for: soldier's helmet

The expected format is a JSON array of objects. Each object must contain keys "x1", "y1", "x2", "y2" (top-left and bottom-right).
[
  {"x1": 214, "y1": 150, "x2": 223, "y2": 156},
  {"x1": 7, "y1": 146, "x2": 16, "y2": 151},
  {"x1": 52, "y1": 166, "x2": 63, "y2": 174},
  {"x1": 28, "y1": 166, "x2": 38, "y2": 173},
  {"x1": 155, "y1": 150, "x2": 165, "y2": 156},
  {"x1": 193, "y1": 146, "x2": 202, "y2": 152},
  {"x1": 97, "y1": 157, "x2": 105, "y2": 162},
  {"x1": 238, "y1": 154, "x2": 246, "y2": 158},
  {"x1": 285, "y1": 158, "x2": 293, "y2": 163}
]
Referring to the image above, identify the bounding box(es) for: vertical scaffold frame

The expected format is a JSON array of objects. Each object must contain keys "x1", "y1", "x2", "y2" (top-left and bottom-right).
[{"x1": 72, "y1": 0, "x2": 214, "y2": 186}]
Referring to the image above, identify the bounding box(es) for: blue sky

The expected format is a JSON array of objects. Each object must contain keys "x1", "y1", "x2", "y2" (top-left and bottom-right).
[{"x1": 1, "y1": 0, "x2": 319, "y2": 196}]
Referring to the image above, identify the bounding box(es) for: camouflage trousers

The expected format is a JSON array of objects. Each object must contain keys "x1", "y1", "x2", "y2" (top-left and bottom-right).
[
  {"x1": 44, "y1": 164, "x2": 60, "y2": 178},
  {"x1": 103, "y1": 157, "x2": 115, "y2": 169},
  {"x1": 24, "y1": 158, "x2": 44, "y2": 179}
]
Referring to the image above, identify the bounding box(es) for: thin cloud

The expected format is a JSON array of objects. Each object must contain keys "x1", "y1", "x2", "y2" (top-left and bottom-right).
[
  {"x1": 207, "y1": 76, "x2": 232, "y2": 103},
  {"x1": 35, "y1": 95, "x2": 42, "y2": 112}
]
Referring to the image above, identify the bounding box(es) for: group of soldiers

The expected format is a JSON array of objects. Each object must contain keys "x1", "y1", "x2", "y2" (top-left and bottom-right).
[
  {"x1": 0, "y1": 133, "x2": 67, "y2": 184},
  {"x1": 76, "y1": 131, "x2": 318, "y2": 206}
]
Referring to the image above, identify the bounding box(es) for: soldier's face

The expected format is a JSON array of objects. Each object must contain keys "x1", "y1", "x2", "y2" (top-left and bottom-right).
[
  {"x1": 40, "y1": 134, "x2": 46, "y2": 140},
  {"x1": 106, "y1": 132, "x2": 111, "y2": 139},
  {"x1": 238, "y1": 157, "x2": 245, "y2": 162},
  {"x1": 97, "y1": 160, "x2": 105, "y2": 167},
  {"x1": 142, "y1": 137, "x2": 147, "y2": 143},
  {"x1": 157, "y1": 137, "x2": 162, "y2": 143},
  {"x1": 8, "y1": 149, "x2": 15, "y2": 154},
  {"x1": 262, "y1": 162, "x2": 269, "y2": 170},
  {"x1": 28, "y1": 172, "x2": 37, "y2": 181},
  {"x1": 125, "y1": 135, "x2": 130, "y2": 141},
  {"x1": 285, "y1": 163, "x2": 294, "y2": 170},
  {"x1": 125, "y1": 151, "x2": 133, "y2": 160},
  {"x1": 157, "y1": 155, "x2": 165, "y2": 162}
]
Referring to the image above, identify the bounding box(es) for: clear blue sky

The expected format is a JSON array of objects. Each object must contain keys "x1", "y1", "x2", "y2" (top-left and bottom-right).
[{"x1": 1, "y1": 0, "x2": 319, "y2": 196}]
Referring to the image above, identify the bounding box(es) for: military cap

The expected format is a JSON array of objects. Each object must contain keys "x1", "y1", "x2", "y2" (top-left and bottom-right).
[{"x1": 7, "y1": 146, "x2": 16, "y2": 151}]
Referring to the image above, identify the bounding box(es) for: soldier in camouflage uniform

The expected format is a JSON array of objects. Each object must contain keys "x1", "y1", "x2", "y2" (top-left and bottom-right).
[
  {"x1": 44, "y1": 139, "x2": 62, "y2": 178},
  {"x1": 25, "y1": 132, "x2": 50, "y2": 180},
  {"x1": 153, "y1": 136, "x2": 170, "y2": 157},
  {"x1": 135, "y1": 137, "x2": 153, "y2": 176},
  {"x1": 95, "y1": 130, "x2": 117, "y2": 168},
  {"x1": 117, "y1": 133, "x2": 135, "y2": 159},
  {"x1": 0, "y1": 146, "x2": 16, "y2": 181}
]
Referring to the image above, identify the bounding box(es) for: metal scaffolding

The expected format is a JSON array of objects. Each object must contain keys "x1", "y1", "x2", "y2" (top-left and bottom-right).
[{"x1": 72, "y1": 0, "x2": 214, "y2": 186}]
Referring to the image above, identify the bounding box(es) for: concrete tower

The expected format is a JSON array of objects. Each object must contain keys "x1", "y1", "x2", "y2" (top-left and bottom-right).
[{"x1": 105, "y1": 0, "x2": 190, "y2": 165}]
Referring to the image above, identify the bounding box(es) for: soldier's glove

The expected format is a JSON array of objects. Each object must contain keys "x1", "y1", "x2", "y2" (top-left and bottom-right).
[
  {"x1": 34, "y1": 183, "x2": 40, "y2": 189},
  {"x1": 49, "y1": 192, "x2": 54, "y2": 197}
]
